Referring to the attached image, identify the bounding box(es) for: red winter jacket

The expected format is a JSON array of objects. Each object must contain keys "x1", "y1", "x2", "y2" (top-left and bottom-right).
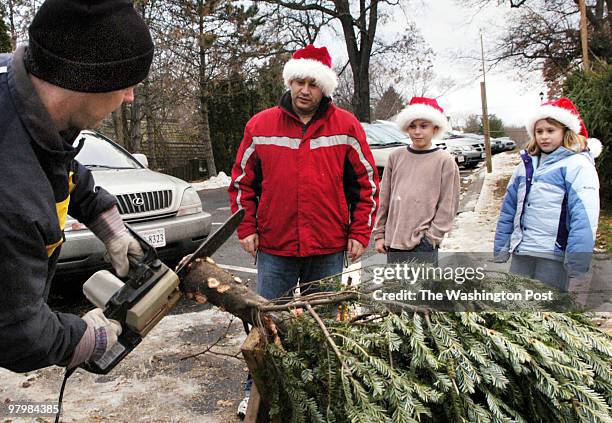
[{"x1": 228, "y1": 94, "x2": 379, "y2": 257}]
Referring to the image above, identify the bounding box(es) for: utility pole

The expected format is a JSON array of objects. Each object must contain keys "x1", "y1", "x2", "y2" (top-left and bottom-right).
[
  {"x1": 578, "y1": 0, "x2": 590, "y2": 71},
  {"x1": 480, "y1": 33, "x2": 492, "y2": 173}
]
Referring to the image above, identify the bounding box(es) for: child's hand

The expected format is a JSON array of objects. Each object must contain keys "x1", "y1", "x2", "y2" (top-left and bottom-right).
[{"x1": 375, "y1": 239, "x2": 387, "y2": 254}]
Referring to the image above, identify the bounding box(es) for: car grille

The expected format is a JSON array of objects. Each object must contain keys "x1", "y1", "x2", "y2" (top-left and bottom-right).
[
  {"x1": 124, "y1": 211, "x2": 177, "y2": 223},
  {"x1": 116, "y1": 190, "x2": 173, "y2": 215}
]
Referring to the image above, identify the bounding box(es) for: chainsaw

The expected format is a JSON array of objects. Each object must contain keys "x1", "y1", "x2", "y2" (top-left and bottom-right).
[{"x1": 80, "y1": 208, "x2": 245, "y2": 374}]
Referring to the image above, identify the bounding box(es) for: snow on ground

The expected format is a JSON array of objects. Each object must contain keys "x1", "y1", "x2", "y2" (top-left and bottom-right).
[
  {"x1": 191, "y1": 172, "x2": 231, "y2": 191},
  {"x1": 441, "y1": 152, "x2": 521, "y2": 252},
  {"x1": 0, "y1": 309, "x2": 246, "y2": 422}
]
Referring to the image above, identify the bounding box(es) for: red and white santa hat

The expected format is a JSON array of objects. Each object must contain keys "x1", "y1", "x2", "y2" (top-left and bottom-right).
[
  {"x1": 395, "y1": 96, "x2": 449, "y2": 139},
  {"x1": 282, "y1": 44, "x2": 338, "y2": 97},
  {"x1": 526, "y1": 97, "x2": 602, "y2": 157}
]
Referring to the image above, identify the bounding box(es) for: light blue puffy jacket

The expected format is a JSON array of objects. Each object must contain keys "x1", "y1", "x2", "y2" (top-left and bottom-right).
[{"x1": 494, "y1": 147, "x2": 599, "y2": 275}]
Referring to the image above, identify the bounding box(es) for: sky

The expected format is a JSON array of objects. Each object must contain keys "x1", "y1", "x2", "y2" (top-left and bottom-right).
[
  {"x1": 320, "y1": 0, "x2": 548, "y2": 128},
  {"x1": 403, "y1": 1, "x2": 547, "y2": 127}
]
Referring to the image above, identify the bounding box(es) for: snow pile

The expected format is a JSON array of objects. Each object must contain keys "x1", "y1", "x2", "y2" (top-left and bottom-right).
[
  {"x1": 341, "y1": 261, "x2": 362, "y2": 286},
  {"x1": 441, "y1": 152, "x2": 521, "y2": 252},
  {"x1": 0, "y1": 308, "x2": 246, "y2": 422},
  {"x1": 461, "y1": 171, "x2": 479, "y2": 185},
  {"x1": 191, "y1": 171, "x2": 231, "y2": 191}
]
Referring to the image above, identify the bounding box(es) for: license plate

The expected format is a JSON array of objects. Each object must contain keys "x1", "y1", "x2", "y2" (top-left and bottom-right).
[
  {"x1": 481, "y1": 152, "x2": 486, "y2": 158},
  {"x1": 140, "y1": 228, "x2": 166, "y2": 248},
  {"x1": 457, "y1": 155, "x2": 465, "y2": 163}
]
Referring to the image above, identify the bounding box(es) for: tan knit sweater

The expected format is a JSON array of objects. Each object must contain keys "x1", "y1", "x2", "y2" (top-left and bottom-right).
[{"x1": 373, "y1": 146, "x2": 460, "y2": 249}]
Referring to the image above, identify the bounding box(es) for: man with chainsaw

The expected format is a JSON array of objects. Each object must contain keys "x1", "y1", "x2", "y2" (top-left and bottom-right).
[
  {"x1": 229, "y1": 44, "x2": 379, "y2": 417},
  {"x1": 0, "y1": 0, "x2": 154, "y2": 372}
]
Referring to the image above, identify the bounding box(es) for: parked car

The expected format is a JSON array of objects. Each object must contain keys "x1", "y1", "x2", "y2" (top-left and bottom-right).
[
  {"x1": 362, "y1": 122, "x2": 411, "y2": 176},
  {"x1": 366, "y1": 122, "x2": 467, "y2": 170},
  {"x1": 451, "y1": 131, "x2": 507, "y2": 155},
  {"x1": 442, "y1": 133, "x2": 486, "y2": 168},
  {"x1": 430, "y1": 139, "x2": 467, "y2": 167},
  {"x1": 495, "y1": 137, "x2": 517, "y2": 151},
  {"x1": 448, "y1": 130, "x2": 483, "y2": 140},
  {"x1": 490, "y1": 138, "x2": 505, "y2": 154},
  {"x1": 56, "y1": 130, "x2": 212, "y2": 278}
]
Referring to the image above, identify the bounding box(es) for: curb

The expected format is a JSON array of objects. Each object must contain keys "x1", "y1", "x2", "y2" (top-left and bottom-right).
[{"x1": 458, "y1": 166, "x2": 486, "y2": 214}]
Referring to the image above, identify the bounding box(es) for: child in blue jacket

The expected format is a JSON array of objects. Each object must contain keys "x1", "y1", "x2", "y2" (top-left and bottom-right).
[{"x1": 494, "y1": 98, "x2": 601, "y2": 291}]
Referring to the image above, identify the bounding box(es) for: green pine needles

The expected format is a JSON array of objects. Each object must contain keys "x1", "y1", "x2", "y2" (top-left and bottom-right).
[{"x1": 257, "y1": 276, "x2": 612, "y2": 422}]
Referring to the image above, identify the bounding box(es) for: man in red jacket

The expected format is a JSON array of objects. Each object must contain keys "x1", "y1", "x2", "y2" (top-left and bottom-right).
[
  {"x1": 229, "y1": 44, "x2": 379, "y2": 301},
  {"x1": 229, "y1": 44, "x2": 379, "y2": 416}
]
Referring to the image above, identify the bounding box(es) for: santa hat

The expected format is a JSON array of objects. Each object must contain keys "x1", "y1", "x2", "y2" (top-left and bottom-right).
[
  {"x1": 395, "y1": 97, "x2": 449, "y2": 139},
  {"x1": 525, "y1": 97, "x2": 602, "y2": 158},
  {"x1": 282, "y1": 44, "x2": 338, "y2": 97}
]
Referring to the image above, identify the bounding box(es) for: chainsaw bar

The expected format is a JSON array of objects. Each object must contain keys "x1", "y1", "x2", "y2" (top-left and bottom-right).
[{"x1": 176, "y1": 208, "x2": 245, "y2": 278}]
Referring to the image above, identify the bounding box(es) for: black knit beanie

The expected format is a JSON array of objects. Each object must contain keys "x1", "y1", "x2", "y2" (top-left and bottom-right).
[{"x1": 24, "y1": 0, "x2": 154, "y2": 93}]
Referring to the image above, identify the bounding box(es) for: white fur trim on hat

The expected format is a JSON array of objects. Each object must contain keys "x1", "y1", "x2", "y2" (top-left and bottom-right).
[
  {"x1": 525, "y1": 105, "x2": 581, "y2": 138},
  {"x1": 394, "y1": 104, "x2": 449, "y2": 139},
  {"x1": 587, "y1": 138, "x2": 602, "y2": 158},
  {"x1": 283, "y1": 58, "x2": 338, "y2": 97}
]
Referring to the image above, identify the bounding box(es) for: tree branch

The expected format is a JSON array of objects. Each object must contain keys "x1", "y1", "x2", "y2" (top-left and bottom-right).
[{"x1": 306, "y1": 304, "x2": 352, "y2": 376}]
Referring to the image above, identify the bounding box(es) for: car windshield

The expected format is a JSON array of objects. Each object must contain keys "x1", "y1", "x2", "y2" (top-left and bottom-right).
[
  {"x1": 443, "y1": 131, "x2": 483, "y2": 140},
  {"x1": 362, "y1": 123, "x2": 411, "y2": 147},
  {"x1": 75, "y1": 132, "x2": 143, "y2": 169}
]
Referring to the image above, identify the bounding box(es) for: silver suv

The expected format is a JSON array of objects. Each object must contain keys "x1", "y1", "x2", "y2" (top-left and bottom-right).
[{"x1": 57, "y1": 131, "x2": 212, "y2": 277}]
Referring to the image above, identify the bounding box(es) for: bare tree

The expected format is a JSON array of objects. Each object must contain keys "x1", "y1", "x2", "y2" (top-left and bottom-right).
[
  {"x1": 1, "y1": 0, "x2": 42, "y2": 48},
  {"x1": 265, "y1": 2, "x2": 335, "y2": 46},
  {"x1": 460, "y1": 0, "x2": 610, "y2": 93},
  {"x1": 260, "y1": 0, "x2": 411, "y2": 122},
  {"x1": 153, "y1": 0, "x2": 269, "y2": 176}
]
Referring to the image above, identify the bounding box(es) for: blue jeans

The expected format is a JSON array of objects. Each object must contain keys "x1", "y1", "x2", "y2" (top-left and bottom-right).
[
  {"x1": 387, "y1": 236, "x2": 438, "y2": 265},
  {"x1": 510, "y1": 254, "x2": 568, "y2": 291},
  {"x1": 244, "y1": 250, "x2": 344, "y2": 393},
  {"x1": 256, "y1": 251, "x2": 345, "y2": 301}
]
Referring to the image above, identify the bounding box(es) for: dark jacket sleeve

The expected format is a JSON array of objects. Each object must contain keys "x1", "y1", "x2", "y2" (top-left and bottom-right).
[
  {"x1": 344, "y1": 122, "x2": 380, "y2": 247},
  {"x1": 68, "y1": 160, "x2": 117, "y2": 225},
  {"x1": 0, "y1": 211, "x2": 86, "y2": 372}
]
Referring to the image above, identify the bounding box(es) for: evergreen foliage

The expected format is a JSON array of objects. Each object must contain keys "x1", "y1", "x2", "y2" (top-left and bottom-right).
[
  {"x1": 563, "y1": 65, "x2": 611, "y2": 206},
  {"x1": 463, "y1": 114, "x2": 506, "y2": 137},
  {"x1": 373, "y1": 87, "x2": 405, "y2": 121},
  {"x1": 208, "y1": 58, "x2": 286, "y2": 173},
  {"x1": 0, "y1": 14, "x2": 11, "y2": 53},
  {"x1": 259, "y1": 273, "x2": 612, "y2": 422}
]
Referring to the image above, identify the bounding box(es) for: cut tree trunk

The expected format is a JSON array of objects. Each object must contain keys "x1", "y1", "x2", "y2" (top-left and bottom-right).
[
  {"x1": 182, "y1": 258, "x2": 284, "y2": 423},
  {"x1": 182, "y1": 258, "x2": 272, "y2": 326},
  {"x1": 241, "y1": 328, "x2": 282, "y2": 423}
]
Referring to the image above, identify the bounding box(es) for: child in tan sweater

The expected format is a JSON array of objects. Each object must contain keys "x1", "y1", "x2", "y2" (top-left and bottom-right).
[{"x1": 373, "y1": 96, "x2": 460, "y2": 264}]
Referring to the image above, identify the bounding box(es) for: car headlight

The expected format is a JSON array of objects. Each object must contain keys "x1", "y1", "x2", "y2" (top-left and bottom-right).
[{"x1": 176, "y1": 187, "x2": 203, "y2": 217}]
